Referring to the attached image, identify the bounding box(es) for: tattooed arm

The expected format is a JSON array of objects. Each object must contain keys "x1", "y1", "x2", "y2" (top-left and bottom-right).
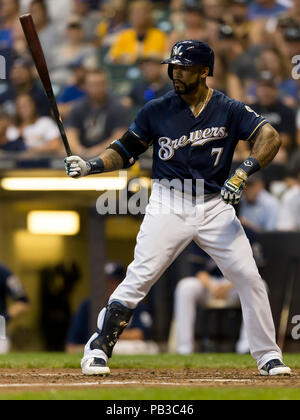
[
  {"x1": 221, "y1": 123, "x2": 281, "y2": 205},
  {"x1": 64, "y1": 130, "x2": 148, "y2": 178},
  {"x1": 99, "y1": 148, "x2": 124, "y2": 173},
  {"x1": 250, "y1": 123, "x2": 281, "y2": 168}
]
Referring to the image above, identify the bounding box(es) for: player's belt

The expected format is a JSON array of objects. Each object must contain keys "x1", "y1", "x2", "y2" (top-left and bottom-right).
[{"x1": 153, "y1": 182, "x2": 219, "y2": 202}]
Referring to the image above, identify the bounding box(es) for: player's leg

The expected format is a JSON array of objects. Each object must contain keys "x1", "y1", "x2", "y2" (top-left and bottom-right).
[
  {"x1": 194, "y1": 197, "x2": 290, "y2": 375},
  {"x1": 236, "y1": 320, "x2": 250, "y2": 355},
  {"x1": 174, "y1": 277, "x2": 208, "y2": 354},
  {"x1": 225, "y1": 284, "x2": 250, "y2": 354},
  {"x1": 82, "y1": 185, "x2": 195, "y2": 374}
]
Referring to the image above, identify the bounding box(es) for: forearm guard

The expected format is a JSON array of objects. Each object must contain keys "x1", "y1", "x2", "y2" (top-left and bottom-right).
[{"x1": 107, "y1": 130, "x2": 149, "y2": 168}]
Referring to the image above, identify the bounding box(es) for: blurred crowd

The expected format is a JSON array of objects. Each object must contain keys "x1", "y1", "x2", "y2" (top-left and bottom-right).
[{"x1": 0, "y1": 0, "x2": 300, "y2": 230}]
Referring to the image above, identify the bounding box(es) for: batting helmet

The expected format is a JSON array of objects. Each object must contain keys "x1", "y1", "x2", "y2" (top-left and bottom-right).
[{"x1": 162, "y1": 40, "x2": 215, "y2": 80}]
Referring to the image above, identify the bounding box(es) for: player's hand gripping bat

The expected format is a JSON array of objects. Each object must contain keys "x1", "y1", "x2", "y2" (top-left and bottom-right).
[{"x1": 19, "y1": 13, "x2": 72, "y2": 157}]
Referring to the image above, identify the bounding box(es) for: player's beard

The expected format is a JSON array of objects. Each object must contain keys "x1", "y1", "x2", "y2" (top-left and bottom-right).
[{"x1": 173, "y1": 76, "x2": 200, "y2": 95}]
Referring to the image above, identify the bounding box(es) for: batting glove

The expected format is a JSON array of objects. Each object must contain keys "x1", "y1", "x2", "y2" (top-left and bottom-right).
[
  {"x1": 65, "y1": 156, "x2": 90, "y2": 178},
  {"x1": 221, "y1": 168, "x2": 248, "y2": 205}
]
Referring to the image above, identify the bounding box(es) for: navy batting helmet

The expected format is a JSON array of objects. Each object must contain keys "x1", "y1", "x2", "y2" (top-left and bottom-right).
[{"x1": 162, "y1": 40, "x2": 215, "y2": 80}]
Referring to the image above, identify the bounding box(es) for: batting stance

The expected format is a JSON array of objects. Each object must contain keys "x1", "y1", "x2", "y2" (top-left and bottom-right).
[{"x1": 65, "y1": 41, "x2": 291, "y2": 377}]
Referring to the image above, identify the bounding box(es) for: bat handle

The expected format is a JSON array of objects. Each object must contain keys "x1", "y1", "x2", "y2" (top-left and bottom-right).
[{"x1": 47, "y1": 92, "x2": 72, "y2": 157}]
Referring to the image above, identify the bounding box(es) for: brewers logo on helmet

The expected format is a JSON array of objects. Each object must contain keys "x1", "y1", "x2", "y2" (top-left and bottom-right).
[{"x1": 162, "y1": 40, "x2": 215, "y2": 80}]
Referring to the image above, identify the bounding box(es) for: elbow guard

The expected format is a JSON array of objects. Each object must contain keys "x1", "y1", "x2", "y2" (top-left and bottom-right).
[{"x1": 107, "y1": 130, "x2": 149, "y2": 168}]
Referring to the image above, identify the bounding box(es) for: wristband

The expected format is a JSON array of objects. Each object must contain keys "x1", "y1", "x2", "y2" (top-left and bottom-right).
[
  {"x1": 87, "y1": 157, "x2": 104, "y2": 175},
  {"x1": 239, "y1": 157, "x2": 261, "y2": 177}
]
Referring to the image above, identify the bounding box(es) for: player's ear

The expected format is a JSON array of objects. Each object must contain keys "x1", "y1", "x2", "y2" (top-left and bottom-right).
[{"x1": 200, "y1": 66, "x2": 210, "y2": 79}]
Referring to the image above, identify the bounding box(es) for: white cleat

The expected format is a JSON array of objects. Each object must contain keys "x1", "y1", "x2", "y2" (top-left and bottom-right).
[
  {"x1": 82, "y1": 358, "x2": 110, "y2": 376},
  {"x1": 259, "y1": 359, "x2": 291, "y2": 376}
]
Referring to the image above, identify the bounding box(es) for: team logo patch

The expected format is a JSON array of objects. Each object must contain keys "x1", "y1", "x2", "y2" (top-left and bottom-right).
[
  {"x1": 244, "y1": 160, "x2": 253, "y2": 167},
  {"x1": 158, "y1": 127, "x2": 228, "y2": 161},
  {"x1": 172, "y1": 45, "x2": 183, "y2": 57}
]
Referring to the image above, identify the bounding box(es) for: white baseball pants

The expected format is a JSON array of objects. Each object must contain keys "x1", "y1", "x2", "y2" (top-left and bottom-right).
[{"x1": 83, "y1": 182, "x2": 282, "y2": 369}]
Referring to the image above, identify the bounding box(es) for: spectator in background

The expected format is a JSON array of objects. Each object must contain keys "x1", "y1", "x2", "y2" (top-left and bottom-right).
[
  {"x1": 72, "y1": 0, "x2": 102, "y2": 43},
  {"x1": 248, "y1": 0, "x2": 288, "y2": 20},
  {"x1": 57, "y1": 60, "x2": 87, "y2": 119},
  {"x1": 278, "y1": 165, "x2": 300, "y2": 231},
  {"x1": 51, "y1": 18, "x2": 97, "y2": 86},
  {"x1": 20, "y1": 0, "x2": 73, "y2": 34},
  {"x1": 0, "y1": 262, "x2": 30, "y2": 354},
  {"x1": 0, "y1": 0, "x2": 20, "y2": 35},
  {"x1": 168, "y1": 0, "x2": 185, "y2": 31},
  {"x1": 0, "y1": 58, "x2": 51, "y2": 117},
  {"x1": 246, "y1": 47, "x2": 298, "y2": 108},
  {"x1": 206, "y1": 55, "x2": 228, "y2": 94},
  {"x1": 224, "y1": 0, "x2": 251, "y2": 45},
  {"x1": 282, "y1": 24, "x2": 300, "y2": 61},
  {"x1": 96, "y1": 0, "x2": 130, "y2": 48},
  {"x1": 239, "y1": 174, "x2": 281, "y2": 232},
  {"x1": 168, "y1": 4, "x2": 206, "y2": 53},
  {"x1": 10, "y1": 15, "x2": 29, "y2": 60},
  {"x1": 215, "y1": 17, "x2": 264, "y2": 96},
  {"x1": 0, "y1": 108, "x2": 25, "y2": 153},
  {"x1": 0, "y1": 0, "x2": 21, "y2": 72},
  {"x1": 215, "y1": 24, "x2": 246, "y2": 101},
  {"x1": 29, "y1": 0, "x2": 62, "y2": 71},
  {"x1": 66, "y1": 262, "x2": 155, "y2": 355},
  {"x1": 108, "y1": 0, "x2": 167, "y2": 64},
  {"x1": 122, "y1": 56, "x2": 171, "y2": 108},
  {"x1": 275, "y1": 0, "x2": 300, "y2": 26},
  {"x1": 251, "y1": 73, "x2": 296, "y2": 162},
  {"x1": 267, "y1": 0, "x2": 300, "y2": 43},
  {"x1": 247, "y1": 0, "x2": 291, "y2": 45},
  {"x1": 11, "y1": 94, "x2": 62, "y2": 156},
  {"x1": 202, "y1": 0, "x2": 224, "y2": 23},
  {"x1": 66, "y1": 69, "x2": 129, "y2": 158}
]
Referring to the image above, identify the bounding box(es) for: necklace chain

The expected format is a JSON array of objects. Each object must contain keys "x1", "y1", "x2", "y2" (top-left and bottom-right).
[{"x1": 191, "y1": 88, "x2": 213, "y2": 118}]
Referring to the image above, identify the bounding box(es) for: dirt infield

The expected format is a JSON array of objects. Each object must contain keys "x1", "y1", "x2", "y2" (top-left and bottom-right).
[{"x1": 0, "y1": 368, "x2": 299, "y2": 391}]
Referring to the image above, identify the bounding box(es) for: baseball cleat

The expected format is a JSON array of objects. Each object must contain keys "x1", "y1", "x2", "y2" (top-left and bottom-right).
[
  {"x1": 82, "y1": 358, "x2": 110, "y2": 376},
  {"x1": 259, "y1": 359, "x2": 291, "y2": 376}
]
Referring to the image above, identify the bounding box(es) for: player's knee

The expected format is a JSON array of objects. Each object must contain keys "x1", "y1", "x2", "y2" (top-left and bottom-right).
[{"x1": 223, "y1": 261, "x2": 261, "y2": 287}]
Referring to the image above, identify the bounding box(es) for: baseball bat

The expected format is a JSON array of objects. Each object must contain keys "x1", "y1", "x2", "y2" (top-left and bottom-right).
[{"x1": 19, "y1": 13, "x2": 72, "y2": 157}]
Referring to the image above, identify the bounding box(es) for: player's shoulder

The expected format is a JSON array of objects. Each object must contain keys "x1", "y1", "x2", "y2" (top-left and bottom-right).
[
  {"x1": 213, "y1": 89, "x2": 246, "y2": 110},
  {"x1": 214, "y1": 90, "x2": 266, "y2": 122}
]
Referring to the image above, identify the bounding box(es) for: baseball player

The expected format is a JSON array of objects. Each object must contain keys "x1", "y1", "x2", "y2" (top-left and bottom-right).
[
  {"x1": 65, "y1": 40, "x2": 291, "y2": 377},
  {"x1": 0, "y1": 263, "x2": 30, "y2": 354}
]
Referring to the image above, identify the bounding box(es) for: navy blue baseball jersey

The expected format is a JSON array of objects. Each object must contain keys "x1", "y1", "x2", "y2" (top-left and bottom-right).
[
  {"x1": 0, "y1": 265, "x2": 29, "y2": 319},
  {"x1": 130, "y1": 89, "x2": 267, "y2": 195}
]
